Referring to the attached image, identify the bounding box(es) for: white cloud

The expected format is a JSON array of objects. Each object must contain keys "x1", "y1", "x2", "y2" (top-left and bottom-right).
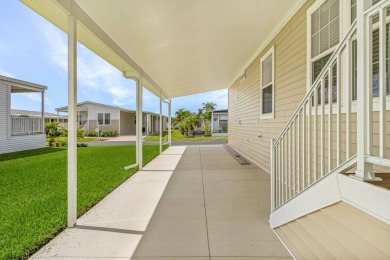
[
  {"x1": 15, "y1": 93, "x2": 50, "y2": 104},
  {"x1": 0, "y1": 67, "x2": 15, "y2": 78},
  {"x1": 36, "y1": 20, "x2": 135, "y2": 106},
  {"x1": 205, "y1": 89, "x2": 228, "y2": 109}
]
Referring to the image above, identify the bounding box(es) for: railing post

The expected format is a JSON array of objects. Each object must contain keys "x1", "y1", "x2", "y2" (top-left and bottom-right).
[
  {"x1": 353, "y1": 0, "x2": 376, "y2": 180},
  {"x1": 379, "y1": 7, "x2": 387, "y2": 158},
  {"x1": 270, "y1": 138, "x2": 275, "y2": 211}
]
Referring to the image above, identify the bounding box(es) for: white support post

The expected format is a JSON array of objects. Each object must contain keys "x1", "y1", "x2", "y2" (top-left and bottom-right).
[
  {"x1": 280, "y1": 134, "x2": 287, "y2": 204},
  {"x1": 320, "y1": 78, "x2": 325, "y2": 177},
  {"x1": 297, "y1": 112, "x2": 301, "y2": 192},
  {"x1": 354, "y1": 0, "x2": 376, "y2": 180},
  {"x1": 168, "y1": 98, "x2": 172, "y2": 146},
  {"x1": 328, "y1": 67, "x2": 333, "y2": 172},
  {"x1": 308, "y1": 96, "x2": 312, "y2": 186},
  {"x1": 41, "y1": 91, "x2": 45, "y2": 132},
  {"x1": 67, "y1": 0, "x2": 77, "y2": 228},
  {"x1": 303, "y1": 102, "x2": 307, "y2": 190},
  {"x1": 278, "y1": 141, "x2": 281, "y2": 206},
  {"x1": 288, "y1": 127, "x2": 292, "y2": 199},
  {"x1": 379, "y1": 7, "x2": 387, "y2": 158},
  {"x1": 159, "y1": 92, "x2": 162, "y2": 154},
  {"x1": 314, "y1": 87, "x2": 318, "y2": 181},
  {"x1": 346, "y1": 41, "x2": 352, "y2": 159},
  {"x1": 136, "y1": 73, "x2": 143, "y2": 169},
  {"x1": 270, "y1": 138, "x2": 275, "y2": 211},
  {"x1": 336, "y1": 54, "x2": 342, "y2": 166},
  {"x1": 292, "y1": 121, "x2": 296, "y2": 196}
]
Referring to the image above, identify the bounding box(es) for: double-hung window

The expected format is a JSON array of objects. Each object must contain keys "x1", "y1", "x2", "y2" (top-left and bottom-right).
[
  {"x1": 97, "y1": 113, "x2": 111, "y2": 126},
  {"x1": 260, "y1": 46, "x2": 274, "y2": 119},
  {"x1": 309, "y1": 0, "x2": 340, "y2": 84}
]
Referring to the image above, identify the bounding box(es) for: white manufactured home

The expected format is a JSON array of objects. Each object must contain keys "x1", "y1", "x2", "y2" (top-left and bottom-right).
[
  {"x1": 22, "y1": 0, "x2": 390, "y2": 258},
  {"x1": 56, "y1": 101, "x2": 168, "y2": 135},
  {"x1": 0, "y1": 76, "x2": 46, "y2": 154}
]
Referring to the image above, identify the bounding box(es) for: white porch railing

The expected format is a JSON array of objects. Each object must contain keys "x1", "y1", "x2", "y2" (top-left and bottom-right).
[
  {"x1": 271, "y1": 0, "x2": 390, "y2": 211},
  {"x1": 361, "y1": 0, "x2": 390, "y2": 173},
  {"x1": 11, "y1": 117, "x2": 44, "y2": 135}
]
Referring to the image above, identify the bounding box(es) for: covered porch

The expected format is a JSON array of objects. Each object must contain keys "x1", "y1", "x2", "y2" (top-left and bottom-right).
[{"x1": 0, "y1": 75, "x2": 46, "y2": 154}]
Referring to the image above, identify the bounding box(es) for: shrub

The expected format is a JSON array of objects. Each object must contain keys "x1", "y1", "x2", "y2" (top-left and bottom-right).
[
  {"x1": 45, "y1": 122, "x2": 61, "y2": 137},
  {"x1": 220, "y1": 123, "x2": 228, "y2": 133},
  {"x1": 60, "y1": 128, "x2": 85, "y2": 138},
  {"x1": 99, "y1": 130, "x2": 118, "y2": 137},
  {"x1": 77, "y1": 143, "x2": 88, "y2": 147},
  {"x1": 85, "y1": 130, "x2": 98, "y2": 137}
]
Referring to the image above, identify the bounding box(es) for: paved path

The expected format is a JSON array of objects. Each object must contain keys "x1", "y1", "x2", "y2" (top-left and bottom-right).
[
  {"x1": 31, "y1": 145, "x2": 291, "y2": 259},
  {"x1": 133, "y1": 146, "x2": 291, "y2": 259}
]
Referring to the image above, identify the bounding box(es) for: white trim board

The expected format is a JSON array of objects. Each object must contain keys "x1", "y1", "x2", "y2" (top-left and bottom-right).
[{"x1": 270, "y1": 172, "x2": 390, "y2": 228}]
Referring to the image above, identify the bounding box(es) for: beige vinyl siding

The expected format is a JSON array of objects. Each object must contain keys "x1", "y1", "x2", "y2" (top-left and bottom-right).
[
  {"x1": 120, "y1": 111, "x2": 136, "y2": 135},
  {"x1": 229, "y1": 0, "x2": 315, "y2": 171},
  {"x1": 89, "y1": 119, "x2": 120, "y2": 132}
]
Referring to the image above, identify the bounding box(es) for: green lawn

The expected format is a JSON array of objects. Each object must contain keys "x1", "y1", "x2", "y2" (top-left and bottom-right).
[
  {"x1": 0, "y1": 145, "x2": 162, "y2": 260},
  {"x1": 146, "y1": 130, "x2": 227, "y2": 141}
]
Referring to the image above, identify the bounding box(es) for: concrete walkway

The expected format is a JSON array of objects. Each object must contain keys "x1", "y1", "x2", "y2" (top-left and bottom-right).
[
  {"x1": 133, "y1": 145, "x2": 291, "y2": 259},
  {"x1": 31, "y1": 145, "x2": 291, "y2": 259}
]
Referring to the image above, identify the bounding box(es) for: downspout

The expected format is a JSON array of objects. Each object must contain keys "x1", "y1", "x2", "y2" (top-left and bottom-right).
[{"x1": 122, "y1": 71, "x2": 143, "y2": 170}]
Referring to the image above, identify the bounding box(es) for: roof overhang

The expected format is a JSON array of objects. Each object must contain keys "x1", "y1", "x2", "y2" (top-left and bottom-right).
[
  {"x1": 0, "y1": 75, "x2": 47, "y2": 93},
  {"x1": 21, "y1": 0, "x2": 304, "y2": 98}
]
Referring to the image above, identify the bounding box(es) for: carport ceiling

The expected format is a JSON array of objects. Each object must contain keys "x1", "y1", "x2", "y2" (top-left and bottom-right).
[{"x1": 22, "y1": 0, "x2": 304, "y2": 98}]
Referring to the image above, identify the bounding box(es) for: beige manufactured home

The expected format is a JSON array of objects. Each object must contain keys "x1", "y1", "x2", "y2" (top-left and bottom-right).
[
  {"x1": 22, "y1": 0, "x2": 390, "y2": 258},
  {"x1": 56, "y1": 101, "x2": 168, "y2": 135}
]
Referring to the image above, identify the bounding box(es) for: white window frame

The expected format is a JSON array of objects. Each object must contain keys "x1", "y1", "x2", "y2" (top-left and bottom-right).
[
  {"x1": 307, "y1": 0, "x2": 347, "y2": 91},
  {"x1": 260, "y1": 45, "x2": 275, "y2": 120},
  {"x1": 97, "y1": 112, "x2": 111, "y2": 126}
]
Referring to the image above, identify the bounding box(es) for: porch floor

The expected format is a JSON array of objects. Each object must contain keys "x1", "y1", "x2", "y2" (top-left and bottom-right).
[{"x1": 31, "y1": 145, "x2": 291, "y2": 259}]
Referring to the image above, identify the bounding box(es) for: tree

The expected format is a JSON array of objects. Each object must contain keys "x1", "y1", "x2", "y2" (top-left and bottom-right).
[
  {"x1": 201, "y1": 102, "x2": 216, "y2": 121},
  {"x1": 201, "y1": 102, "x2": 216, "y2": 136},
  {"x1": 174, "y1": 109, "x2": 198, "y2": 137}
]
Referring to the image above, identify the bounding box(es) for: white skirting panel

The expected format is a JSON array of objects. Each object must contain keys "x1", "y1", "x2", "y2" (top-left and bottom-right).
[
  {"x1": 270, "y1": 172, "x2": 341, "y2": 229},
  {"x1": 0, "y1": 134, "x2": 46, "y2": 154},
  {"x1": 271, "y1": 172, "x2": 390, "y2": 228}
]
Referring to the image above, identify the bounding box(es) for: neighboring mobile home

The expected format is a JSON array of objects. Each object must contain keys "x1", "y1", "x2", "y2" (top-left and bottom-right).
[
  {"x1": 11, "y1": 109, "x2": 68, "y2": 128},
  {"x1": 211, "y1": 109, "x2": 228, "y2": 133},
  {"x1": 0, "y1": 75, "x2": 46, "y2": 154},
  {"x1": 23, "y1": 0, "x2": 390, "y2": 258},
  {"x1": 55, "y1": 101, "x2": 167, "y2": 135}
]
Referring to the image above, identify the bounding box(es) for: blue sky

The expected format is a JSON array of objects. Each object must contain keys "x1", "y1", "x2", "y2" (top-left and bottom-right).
[{"x1": 1, "y1": 0, "x2": 227, "y2": 116}]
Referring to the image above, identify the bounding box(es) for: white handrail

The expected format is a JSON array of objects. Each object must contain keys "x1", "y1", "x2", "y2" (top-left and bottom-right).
[{"x1": 272, "y1": 21, "x2": 357, "y2": 148}]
